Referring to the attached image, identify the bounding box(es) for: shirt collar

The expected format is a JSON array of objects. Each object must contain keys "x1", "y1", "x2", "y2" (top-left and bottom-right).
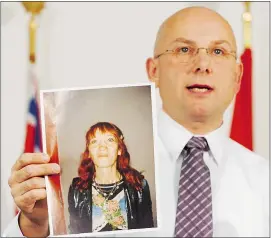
[
  {"x1": 204, "y1": 121, "x2": 227, "y2": 165},
  {"x1": 158, "y1": 109, "x2": 227, "y2": 165}
]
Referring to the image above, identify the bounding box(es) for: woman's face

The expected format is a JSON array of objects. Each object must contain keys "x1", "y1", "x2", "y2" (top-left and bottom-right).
[{"x1": 88, "y1": 129, "x2": 120, "y2": 169}]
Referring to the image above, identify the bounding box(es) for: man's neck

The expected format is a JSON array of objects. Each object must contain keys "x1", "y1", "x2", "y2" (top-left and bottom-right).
[{"x1": 163, "y1": 107, "x2": 223, "y2": 135}]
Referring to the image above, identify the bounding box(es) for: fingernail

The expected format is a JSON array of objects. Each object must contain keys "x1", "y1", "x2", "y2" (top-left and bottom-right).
[{"x1": 52, "y1": 164, "x2": 60, "y2": 173}]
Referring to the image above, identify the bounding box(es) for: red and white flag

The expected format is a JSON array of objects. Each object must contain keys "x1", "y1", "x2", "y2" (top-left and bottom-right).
[
  {"x1": 24, "y1": 63, "x2": 43, "y2": 153},
  {"x1": 230, "y1": 48, "x2": 253, "y2": 151},
  {"x1": 14, "y1": 62, "x2": 43, "y2": 216}
]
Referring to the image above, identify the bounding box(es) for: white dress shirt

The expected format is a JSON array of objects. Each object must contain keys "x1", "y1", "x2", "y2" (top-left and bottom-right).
[
  {"x1": 127, "y1": 109, "x2": 269, "y2": 237},
  {"x1": 152, "y1": 109, "x2": 269, "y2": 237},
  {"x1": 2, "y1": 109, "x2": 269, "y2": 237}
]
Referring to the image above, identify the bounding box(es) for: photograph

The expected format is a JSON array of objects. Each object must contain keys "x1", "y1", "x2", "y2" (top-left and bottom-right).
[{"x1": 40, "y1": 83, "x2": 158, "y2": 236}]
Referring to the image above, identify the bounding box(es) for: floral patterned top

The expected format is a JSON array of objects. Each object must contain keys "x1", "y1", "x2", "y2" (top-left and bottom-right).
[{"x1": 92, "y1": 179, "x2": 128, "y2": 232}]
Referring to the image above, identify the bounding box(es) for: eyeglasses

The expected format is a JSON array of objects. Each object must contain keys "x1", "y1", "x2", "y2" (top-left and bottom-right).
[{"x1": 154, "y1": 45, "x2": 237, "y2": 64}]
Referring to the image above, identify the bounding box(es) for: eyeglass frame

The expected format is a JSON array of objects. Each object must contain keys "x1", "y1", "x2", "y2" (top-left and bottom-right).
[{"x1": 154, "y1": 47, "x2": 237, "y2": 62}]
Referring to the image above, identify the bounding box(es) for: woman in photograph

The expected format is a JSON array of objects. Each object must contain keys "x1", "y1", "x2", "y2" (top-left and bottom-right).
[{"x1": 68, "y1": 122, "x2": 154, "y2": 234}]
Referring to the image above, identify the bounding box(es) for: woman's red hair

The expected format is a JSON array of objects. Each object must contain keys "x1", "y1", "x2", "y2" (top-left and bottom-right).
[{"x1": 75, "y1": 122, "x2": 144, "y2": 191}]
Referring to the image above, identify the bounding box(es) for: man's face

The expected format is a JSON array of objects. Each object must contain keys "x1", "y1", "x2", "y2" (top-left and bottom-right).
[{"x1": 147, "y1": 9, "x2": 243, "y2": 122}]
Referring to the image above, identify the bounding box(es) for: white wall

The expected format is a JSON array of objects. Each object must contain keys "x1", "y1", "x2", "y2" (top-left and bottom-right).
[{"x1": 1, "y1": 2, "x2": 269, "y2": 233}]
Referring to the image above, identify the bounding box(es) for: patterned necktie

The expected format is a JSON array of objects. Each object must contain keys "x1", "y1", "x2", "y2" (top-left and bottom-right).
[{"x1": 174, "y1": 137, "x2": 213, "y2": 237}]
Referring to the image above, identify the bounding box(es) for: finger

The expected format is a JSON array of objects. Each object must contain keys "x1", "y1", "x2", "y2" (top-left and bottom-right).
[
  {"x1": 11, "y1": 177, "x2": 46, "y2": 198},
  {"x1": 12, "y1": 153, "x2": 50, "y2": 172},
  {"x1": 10, "y1": 163, "x2": 60, "y2": 184},
  {"x1": 15, "y1": 188, "x2": 47, "y2": 214}
]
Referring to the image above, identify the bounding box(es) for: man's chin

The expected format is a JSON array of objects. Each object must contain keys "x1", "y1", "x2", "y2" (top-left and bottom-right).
[{"x1": 189, "y1": 107, "x2": 212, "y2": 121}]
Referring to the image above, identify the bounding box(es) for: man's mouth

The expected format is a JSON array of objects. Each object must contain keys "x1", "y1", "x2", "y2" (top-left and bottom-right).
[{"x1": 186, "y1": 84, "x2": 214, "y2": 93}]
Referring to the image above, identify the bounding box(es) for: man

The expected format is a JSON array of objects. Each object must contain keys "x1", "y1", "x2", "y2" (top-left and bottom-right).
[{"x1": 3, "y1": 6, "x2": 269, "y2": 237}]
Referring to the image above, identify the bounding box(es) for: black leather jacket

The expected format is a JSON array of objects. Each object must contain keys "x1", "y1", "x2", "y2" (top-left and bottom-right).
[{"x1": 68, "y1": 177, "x2": 154, "y2": 234}]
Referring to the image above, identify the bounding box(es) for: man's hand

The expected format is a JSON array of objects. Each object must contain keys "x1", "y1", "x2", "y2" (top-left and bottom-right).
[{"x1": 8, "y1": 153, "x2": 60, "y2": 237}]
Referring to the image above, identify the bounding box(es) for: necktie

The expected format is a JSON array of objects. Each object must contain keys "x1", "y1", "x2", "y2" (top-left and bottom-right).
[{"x1": 174, "y1": 137, "x2": 213, "y2": 237}]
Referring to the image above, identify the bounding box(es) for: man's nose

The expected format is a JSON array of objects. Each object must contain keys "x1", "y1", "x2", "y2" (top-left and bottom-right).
[{"x1": 192, "y1": 49, "x2": 213, "y2": 74}]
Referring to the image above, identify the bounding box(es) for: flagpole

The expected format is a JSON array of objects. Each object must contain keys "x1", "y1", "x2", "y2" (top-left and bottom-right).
[
  {"x1": 22, "y1": 2, "x2": 45, "y2": 63},
  {"x1": 242, "y1": 2, "x2": 252, "y2": 48},
  {"x1": 22, "y1": 2, "x2": 45, "y2": 110},
  {"x1": 21, "y1": 2, "x2": 45, "y2": 154}
]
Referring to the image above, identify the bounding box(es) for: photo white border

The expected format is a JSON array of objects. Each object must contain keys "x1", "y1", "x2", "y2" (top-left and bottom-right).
[
  {"x1": 39, "y1": 82, "x2": 161, "y2": 237},
  {"x1": 40, "y1": 91, "x2": 55, "y2": 237}
]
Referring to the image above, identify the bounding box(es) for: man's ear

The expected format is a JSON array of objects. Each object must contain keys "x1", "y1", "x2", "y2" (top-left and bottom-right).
[
  {"x1": 235, "y1": 62, "x2": 244, "y2": 93},
  {"x1": 118, "y1": 150, "x2": 121, "y2": 156},
  {"x1": 146, "y1": 57, "x2": 160, "y2": 88}
]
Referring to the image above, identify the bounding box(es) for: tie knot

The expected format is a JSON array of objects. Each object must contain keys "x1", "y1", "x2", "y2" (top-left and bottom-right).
[{"x1": 186, "y1": 137, "x2": 209, "y2": 151}]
